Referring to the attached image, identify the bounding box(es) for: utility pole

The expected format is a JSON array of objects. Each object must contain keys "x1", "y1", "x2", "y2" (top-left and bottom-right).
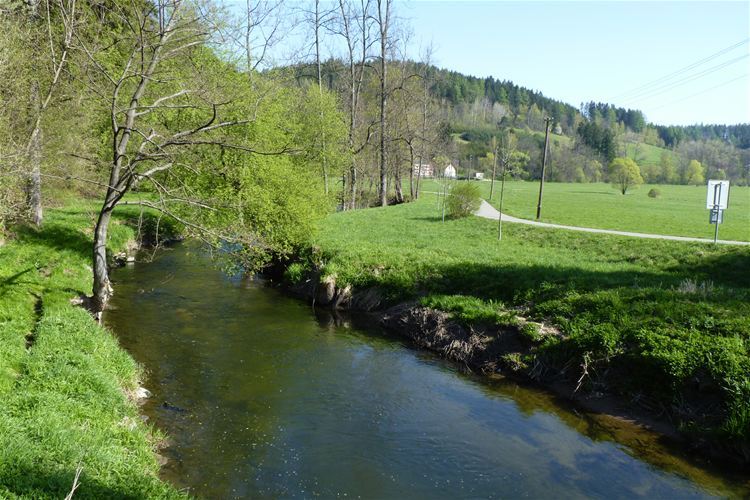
[
  {"x1": 536, "y1": 117, "x2": 551, "y2": 220},
  {"x1": 498, "y1": 154, "x2": 508, "y2": 240}
]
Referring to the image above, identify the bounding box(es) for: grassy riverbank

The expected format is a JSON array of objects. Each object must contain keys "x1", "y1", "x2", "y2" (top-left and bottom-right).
[
  {"x1": 301, "y1": 194, "x2": 750, "y2": 456},
  {"x1": 0, "y1": 204, "x2": 182, "y2": 498}
]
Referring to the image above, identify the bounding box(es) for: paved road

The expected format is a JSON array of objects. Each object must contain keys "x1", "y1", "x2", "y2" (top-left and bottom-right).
[{"x1": 475, "y1": 200, "x2": 750, "y2": 246}]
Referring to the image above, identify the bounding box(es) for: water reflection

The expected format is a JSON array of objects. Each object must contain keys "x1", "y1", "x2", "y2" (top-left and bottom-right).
[{"x1": 106, "y1": 244, "x2": 748, "y2": 499}]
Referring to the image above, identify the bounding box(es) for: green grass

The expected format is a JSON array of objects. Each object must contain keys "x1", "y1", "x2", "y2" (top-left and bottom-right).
[
  {"x1": 624, "y1": 141, "x2": 676, "y2": 167},
  {"x1": 0, "y1": 203, "x2": 182, "y2": 499},
  {"x1": 310, "y1": 195, "x2": 750, "y2": 443},
  {"x1": 421, "y1": 179, "x2": 750, "y2": 241}
]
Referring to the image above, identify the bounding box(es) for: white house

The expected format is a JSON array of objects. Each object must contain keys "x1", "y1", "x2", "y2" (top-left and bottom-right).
[{"x1": 444, "y1": 163, "x2": 457, "y2": 178}]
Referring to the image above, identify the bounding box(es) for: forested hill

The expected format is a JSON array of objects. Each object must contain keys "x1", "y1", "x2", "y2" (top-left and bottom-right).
[
  {"x1": 422, "y1": 64, "x2": 750, "y2": 149},
  {"x1": 298, "y1": 59, "x2": 750, "y2": 150}
]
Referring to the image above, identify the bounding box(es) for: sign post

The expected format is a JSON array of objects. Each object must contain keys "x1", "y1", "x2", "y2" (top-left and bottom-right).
[{"x1": 706, "y1": 180, "x2": 729, "y2": 244}]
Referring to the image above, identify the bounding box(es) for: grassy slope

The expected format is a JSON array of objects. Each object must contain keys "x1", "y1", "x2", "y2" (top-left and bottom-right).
[
  {"x1": 0, "y1": 204, "x2": 182, "y2": 499},
  {"x1": 421, "y1": 179, "x2": 750, "y2": 241},
  {"x1": 311, "y1": 195, "x2": 750, "y2": 443},
  {"x1": 624, "y1": 141, "x2": 676, "y2": 167}
]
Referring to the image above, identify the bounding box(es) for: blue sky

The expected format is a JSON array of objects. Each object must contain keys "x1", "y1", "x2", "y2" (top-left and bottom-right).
[
  {"x1": 400, "y1": 1, "x2": 749, "y2": 126},
  {"x1": 227, "y1": 1, "x2": 749, "y2": 126}
]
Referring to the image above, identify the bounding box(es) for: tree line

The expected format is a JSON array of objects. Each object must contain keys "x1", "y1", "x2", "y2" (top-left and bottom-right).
[{"x1": 1, "y1": 0, "x2": 749, "y2": 311}]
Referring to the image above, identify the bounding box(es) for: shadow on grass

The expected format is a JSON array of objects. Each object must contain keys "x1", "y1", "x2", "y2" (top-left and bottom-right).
[
  {"x1": 670, "y1": 249, "x2": 750, "y2": 289},
  {"x1": 405, "y1": 215, "x2": 449, "y2": 223},
  {"x1": 12, "y1": 207, "x2": 182, "y2": 262},
  {"x1": 0, "y1": 267, "x2": 36, "y2": 298},
  {"x1": 425, "y1": 261, "x2": 674, "y2": 302},
  {"x1": 1, "y1": 464, "x2": 169, "y2": 499},
  {"x1": 372, "y1": 257, "x2": 749, "y2": 309},
  {"x1": 567, "y1": 190, "x2": 620, "y2": 196},
  {"x1": 15, "y1": 223, "x2": 91, "y2": 260}
]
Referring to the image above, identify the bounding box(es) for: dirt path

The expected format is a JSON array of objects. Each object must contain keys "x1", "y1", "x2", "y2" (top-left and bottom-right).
[{"x1": 475, "y1": 200, "x2": 750, "y2": 246}]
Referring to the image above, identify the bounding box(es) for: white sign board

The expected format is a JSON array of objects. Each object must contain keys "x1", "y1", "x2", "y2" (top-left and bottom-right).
[{"x1": 706, "y1": 180, "x2": 729, "y2": 209}]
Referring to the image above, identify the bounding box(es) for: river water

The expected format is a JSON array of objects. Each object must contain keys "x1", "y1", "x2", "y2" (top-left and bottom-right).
[{"x1": 105, "y1": 244, "x2": 748, "y2": 498}]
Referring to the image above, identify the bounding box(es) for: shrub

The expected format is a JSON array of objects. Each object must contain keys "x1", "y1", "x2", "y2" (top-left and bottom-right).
[
  {"x1": 283, "y1": 262, "x2": 307, "y2": 284},
  {"x1": 648, "y1": 188, "x2": 661, "y2": 198},
  {"x1": 445, "y1": 183, "x2": 481, "y2": 218},
  {"x1": 520, "y1": 322, "x2": 542, "y2": 343}
]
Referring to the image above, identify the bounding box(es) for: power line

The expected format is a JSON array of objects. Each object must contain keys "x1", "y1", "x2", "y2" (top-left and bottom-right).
[
  {"x1": 609, "y1": 38, "x2": 749, "y2": 101},
  {"x1": 649, "y1": 74, "x2": 748, "y2": 111},
  {"x1": 622, "y1": 53, "x2": 748, "y2": 104}
]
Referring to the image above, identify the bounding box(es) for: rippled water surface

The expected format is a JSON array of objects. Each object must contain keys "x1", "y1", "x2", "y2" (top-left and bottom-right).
[{"x1": 106, "y1": 244, "x2": 748, "y2": 498}]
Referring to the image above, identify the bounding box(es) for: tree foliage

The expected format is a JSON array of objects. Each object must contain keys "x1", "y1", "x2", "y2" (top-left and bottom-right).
[
  {"x1": 685, "y1": 160, "x2": 705, "y2": 186},
  {"x1": 609, "y1": 157, "x2": 643, "y2": 195}
]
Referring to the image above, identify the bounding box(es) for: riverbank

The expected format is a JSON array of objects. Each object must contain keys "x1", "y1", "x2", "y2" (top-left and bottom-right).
[
  {"x1": 0, "y1": 203, "x2": 183, "y2": 498},
  {"x1": 282, "y1": 194, "x2": 750, "y2": 468}
]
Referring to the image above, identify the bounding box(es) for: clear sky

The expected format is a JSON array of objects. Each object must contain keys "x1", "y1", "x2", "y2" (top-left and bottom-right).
[{"x1": 399, "y1": 1, "x2": 749, "y2": 126}]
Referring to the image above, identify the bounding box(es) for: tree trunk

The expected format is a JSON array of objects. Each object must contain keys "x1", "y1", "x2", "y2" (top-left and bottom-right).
[
  {"x1": 415, "y1": 155, "x2": 423, "y2": 199},
  {"x1": 25, "y1": 81, "x2": 43, "y2": 226},
  {"x1": 409, "y1": 145, "x2": 415, "y2": 199},
  {"x1": 92, "y1": 206, "x2": 113, "y2": 313},
  {"x1": 315, "y1": 0, "x2": 329, "y2": 195},
  {"x1": 379, "y1": 59, "x2": 387, "y2": 206},
  {"x1": 349, "y1": 157, "x2": 357, "y2": 209},
  {"x1": 489, "y1": 150, "x2": 497, "y2": 200},
  {"x1": 26, "y1": 127, "x2": 43, "y2": 226},
  {"x1": 377, "y1": 0, "x2": 389, "y2": 207},
  {"x1": 394, "y1": 167, "x2": 403, "y2": 203}
]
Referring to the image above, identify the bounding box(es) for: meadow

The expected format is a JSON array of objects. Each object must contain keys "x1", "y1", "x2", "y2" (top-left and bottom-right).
[
  {"x1": 307, "y1": 194, "x2": 750, "y2": 445},
  {"x1": 420, "y1": 179, "x2": 750, "y2": 241},
  {"x1": 624, "y1": 141, "x2": 677, "y2": 167},
  {"x1": 0, "y1": 205, "x2": 182, "y2": 498}
]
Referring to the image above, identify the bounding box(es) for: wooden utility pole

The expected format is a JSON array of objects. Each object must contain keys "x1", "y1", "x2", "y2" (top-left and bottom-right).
[
  {"x1": 535, "y1": 117, "x2": 551, "y2": 220},
  {"x1": 489, "y1": 135, "x2": 498, "y2": 200},
  {"x1": 497, "y1": 151, "x2": 507, "y2": 240}
]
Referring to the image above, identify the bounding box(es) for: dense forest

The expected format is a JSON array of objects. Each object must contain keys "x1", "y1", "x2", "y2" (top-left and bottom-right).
[{"x1": 290, "y1": 52, "x2": 750, "y2": 190}]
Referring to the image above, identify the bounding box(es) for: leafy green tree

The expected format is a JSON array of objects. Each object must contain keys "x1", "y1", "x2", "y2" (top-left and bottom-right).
[
  {"x1": 658, "y1": 151, "x2": 678, "y2": 184},
  {"x1": 685, "y1": 159, "x2": 705, "y2": 185},
  {"x1": 72, "y1": 2, "x2": 347, "y2": 312},
  {"x1": 609, "y1": 157, "x2": 643, "y2": 194}
]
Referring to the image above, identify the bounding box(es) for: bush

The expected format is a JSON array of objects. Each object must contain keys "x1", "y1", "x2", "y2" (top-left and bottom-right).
[
  {"x1": 445, "y1": 183, "x2": 481, "y2": 218},
  {"x1": 284, "y1": 262, "x2": 308, "y2": 284},
  {"x1": 648, "y1": 188, "x2": 661, "y2": 198}
]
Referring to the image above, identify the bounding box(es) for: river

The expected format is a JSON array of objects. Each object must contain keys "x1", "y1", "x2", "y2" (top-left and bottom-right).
[{"x1": 105, "y1": 243, "x2": 749, "y2": 498}]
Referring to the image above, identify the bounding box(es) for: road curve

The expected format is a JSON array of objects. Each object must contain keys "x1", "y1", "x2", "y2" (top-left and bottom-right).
[{"x1": 475, "y1": 200, "x2": 750, "y2": 246}]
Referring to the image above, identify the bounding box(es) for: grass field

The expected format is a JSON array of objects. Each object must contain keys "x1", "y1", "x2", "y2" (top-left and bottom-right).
[
  {"x1": 0, "y1": 205, "x2": 182, "y2": 498},
  {"x1": 305, "y1": 195, "x2": 750, "y2": 445},
  {"x1": 624, "y1": 142, "x2": 676, "y2": 167},
  {"x1": 420, "y1": 179, "x2": 750, "y2": 241}
]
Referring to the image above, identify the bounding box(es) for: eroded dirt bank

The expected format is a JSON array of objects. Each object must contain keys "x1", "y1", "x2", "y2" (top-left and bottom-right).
[{"x1": 280, "y1": 269, "x2": 750, "y2": 470}]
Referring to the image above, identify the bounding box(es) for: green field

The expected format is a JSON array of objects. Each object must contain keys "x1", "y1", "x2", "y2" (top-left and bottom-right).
[
  {"x1": 421, "y1": 179, "x2": 750, "y2": 242},
  {"x1": 624, "y1": 141, "x2": 676, "y2": 167},
  {"x1": 0, "y1": 205, "x2": 182, "y2": 498},
  {"x1": 303, "y1": 195, "x2": 750, "y2": 446}
]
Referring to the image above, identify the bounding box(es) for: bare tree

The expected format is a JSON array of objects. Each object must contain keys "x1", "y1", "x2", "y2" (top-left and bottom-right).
[
  {"x1": 19, "y1": 0, "x2": 77, "y2": 226},
  {"x1": 415, "y1": 45, "x2": 438, "y2": 200},
  {"x1": 374, "y1": 0, "x2": 391, "y2": 207},
  {"x1": 76, "y1": 1, "x2": 267, "y2": 313},
  {"x1": 332, "y1": 0, "x2": 374, "y2": 209},
  {"x1": 242, "y1": 0, "x2": 283, "y2": 75}
]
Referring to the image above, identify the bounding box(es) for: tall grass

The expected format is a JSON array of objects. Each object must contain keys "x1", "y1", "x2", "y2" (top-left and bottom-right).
[{"x1": 0, "y1": 203, "x2": 183, "y2": 498}]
